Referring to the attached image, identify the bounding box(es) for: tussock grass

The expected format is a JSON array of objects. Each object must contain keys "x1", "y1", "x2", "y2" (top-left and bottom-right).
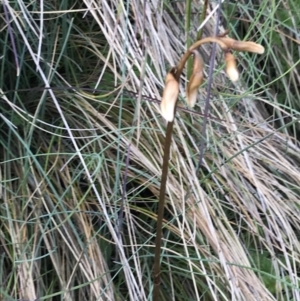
[{"x1": 0, "y1": 0, "x2": 300, "y2": 300}]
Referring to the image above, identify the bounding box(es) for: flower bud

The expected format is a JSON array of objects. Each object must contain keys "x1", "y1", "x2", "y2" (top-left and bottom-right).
[
  {"x1": 225, "y1": 52, "x2": 239, "y2": 82},
  {"x1": 186, "y1": 50, "x2": 204, "y2": 107},
  {"x1": 160, "y1": 72, "x2": 179, "y2": 122},
  {"x1": 219, "y1": 37, "x2": 265, "y2": 54}
]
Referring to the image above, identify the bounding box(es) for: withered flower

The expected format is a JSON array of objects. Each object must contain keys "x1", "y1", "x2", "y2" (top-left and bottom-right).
[
  {"x1": 225, "y1": 52, "x2": 239, "y2": 82},
  {"x1": 186, "y1": 50, "x2": 204, "y2": 107},
  {"x1": 160, "y1": 71, "x2": 179, "y2": 122},
  {"x1": 219, "y1": 37, "x2": 265, "y2": 54},
  {"x1": 159, "y1": 35, "x2": 264, "y2": 121}
]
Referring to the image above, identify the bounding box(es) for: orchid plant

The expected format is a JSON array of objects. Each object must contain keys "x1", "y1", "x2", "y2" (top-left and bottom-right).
[
  {"x1": 160, "y1": 36, "x2": 265, "y2": 121},
  {"x1": 152, "y1": 34, "x2": 265, "y2": 301}
]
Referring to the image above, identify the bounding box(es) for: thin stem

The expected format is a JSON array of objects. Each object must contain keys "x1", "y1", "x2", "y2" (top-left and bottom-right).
[
  {"x1": 197, "y1": 0, "x2": 209, "y2": 40},
  {"x1": 176, "y1": 37, "x2": 228, "y2": 76},
  {"x1": 152, "y1": 120, "x2": 174, "y2": 301},
  {"x1": 196, "y1": 1, "x2": 223, "y2": 174},
  {"x1": 152, "y1": 36, "x2": 228, "y2": 301},
  {"x1": 185, "y1": 0, "x2": 193, "y2": 79},
  {"x1": 3, "y1": 1, "x2": 19, "y2": 76}
]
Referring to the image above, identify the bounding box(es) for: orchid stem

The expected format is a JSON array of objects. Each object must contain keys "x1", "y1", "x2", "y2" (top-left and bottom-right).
[{"x1": 152, "y1": 36, "x2": 229, "y2": 301}]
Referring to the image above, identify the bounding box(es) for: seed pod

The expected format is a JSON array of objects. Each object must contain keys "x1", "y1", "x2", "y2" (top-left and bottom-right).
[
  {"x1": 225, "y1": 52, "x2": 239, "y2": 82},
  {"x1": 186, "y1": 50, "x2": 204, "y2": 107},
  {"x1": 219, "y1": 37, "x2": 265, "y2": 54},
  {"x1": 160, "y1": 72, "x2": 179, "y2": 122}
]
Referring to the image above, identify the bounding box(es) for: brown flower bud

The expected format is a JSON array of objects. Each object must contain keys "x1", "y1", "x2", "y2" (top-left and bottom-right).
[
  {"x1": 219, "y1": 37, "x2": 265, "y2": 54},
  {"x1": 186, "y1": 50, "x2": 204, "y2": 107},
  {"x1": 160, "y1": 71, "x2": 179, "y2": 122},
  {"x1": 225, "y1": 52, "x2": 239, "y2": 82}
]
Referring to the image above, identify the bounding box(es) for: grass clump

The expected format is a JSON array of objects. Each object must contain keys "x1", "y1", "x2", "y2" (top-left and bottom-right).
[{"x1": 0, "y1": 0, "x2": 300, "y2": 301}]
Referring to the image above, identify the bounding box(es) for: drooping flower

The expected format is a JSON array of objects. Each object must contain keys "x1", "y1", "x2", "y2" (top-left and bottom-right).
[
  {"x1": 186, "y1": 50, "x2": 204, "y2": 107},
  {"x1": 219, "y1": 37, "x2": 265, "y2": 54},
  {"x1": 160, "y1": 71, "x2": 179, "y2": 122},
  {"x1": 225, "y1": 52, "x2": 239, "y2": 82}
]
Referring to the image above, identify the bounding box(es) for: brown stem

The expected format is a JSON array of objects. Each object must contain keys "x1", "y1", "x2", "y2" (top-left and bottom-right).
[
  {"x1": 152, "y1": 120, "x2": 174, "y2": 301},
  {"x1": 152, "y1": 36, "x2": 228, "y2": 301},
  {"x1": 176, "y1": 37, "x2": 228, "y2": 77}
]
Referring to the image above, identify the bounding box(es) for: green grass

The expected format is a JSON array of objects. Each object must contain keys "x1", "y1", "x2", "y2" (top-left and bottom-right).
[{"x1": 1, "y1": 0, "x2": 300, "y2": 300}]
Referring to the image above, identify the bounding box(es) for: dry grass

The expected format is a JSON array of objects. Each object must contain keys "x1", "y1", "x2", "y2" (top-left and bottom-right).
[{"x1": 0, "y1": 0, "x2": 300, "y2": 300}]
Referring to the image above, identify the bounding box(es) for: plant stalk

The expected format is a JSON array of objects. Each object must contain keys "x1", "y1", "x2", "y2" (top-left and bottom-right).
[
  {"x1": 152, "y1": 36, "x2": 229, "y2": 301},
  {"x1": 152, "y1": 120, "x2": 174, "y2": 301}
]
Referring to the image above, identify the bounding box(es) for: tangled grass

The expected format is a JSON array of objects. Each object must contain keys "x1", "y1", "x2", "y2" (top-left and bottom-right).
[{"x1": 0, "y1": 0, "x2": 300, "y2": 300}]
